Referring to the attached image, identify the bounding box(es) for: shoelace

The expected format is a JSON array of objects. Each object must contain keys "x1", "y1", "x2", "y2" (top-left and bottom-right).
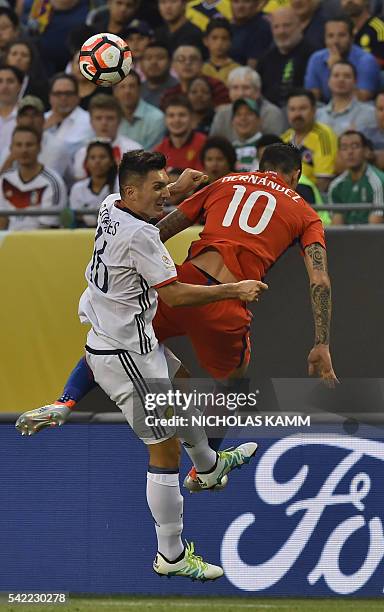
[{"x1": 185, "y1": 542, "x2": 208, "y2": 572}]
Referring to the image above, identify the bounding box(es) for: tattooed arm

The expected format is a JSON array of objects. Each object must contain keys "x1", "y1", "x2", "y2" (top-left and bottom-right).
[
  {"x1": 303, "y1": 243, "x2": 338, "y2": 386},
  {"x1": 156, "y1": 209, "x2": 194, "y2": 243}
]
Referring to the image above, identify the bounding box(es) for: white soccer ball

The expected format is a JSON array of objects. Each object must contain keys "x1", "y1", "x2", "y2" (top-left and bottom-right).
[{"x1": 79, "y1": 33, "x2": 133, "y2": 87}]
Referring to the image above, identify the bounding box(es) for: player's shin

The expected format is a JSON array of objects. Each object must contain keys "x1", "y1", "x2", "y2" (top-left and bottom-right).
[{"x1": 57, "y1": 356, "x2": 97, "y2": 406}]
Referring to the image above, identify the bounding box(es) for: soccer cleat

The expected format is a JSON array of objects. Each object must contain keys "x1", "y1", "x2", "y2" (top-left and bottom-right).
[
  {"x1": 183, "y1": 466, "x2": 228, "y2": 493},
  {"x1": 195, "y1": 442, "x2": 258, "y2": 490},
  {"x1": 15, "y1": 404, "x2": 71, "y2": 436},
  {"x1": 153, "y1": 542, "x2": 223, "y2": 581}
]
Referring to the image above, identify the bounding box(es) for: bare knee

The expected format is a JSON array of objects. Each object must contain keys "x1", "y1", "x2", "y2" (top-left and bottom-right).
[{"x1": 148, "y1": 437, "x2": 181, "y2": 469}]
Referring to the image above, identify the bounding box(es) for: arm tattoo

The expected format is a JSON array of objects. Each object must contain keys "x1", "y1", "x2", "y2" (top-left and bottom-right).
[
  {"x1": 156, "y1": 209, "x2": 193, "y2": 243},
  {"x1": 306, "y1": 243, "x2": 327, "y2": 271},
  {"x1": 310, "y1": 283, "x2": 331, "y2": 345}
]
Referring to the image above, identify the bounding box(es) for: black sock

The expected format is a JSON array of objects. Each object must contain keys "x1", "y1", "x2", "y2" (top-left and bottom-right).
[
  {"x1": 159, "y1": 548, "x2": 185, "y2": 564},
  {"x1": 208, "y1": 436, "x2": 224, "y2": 452}
]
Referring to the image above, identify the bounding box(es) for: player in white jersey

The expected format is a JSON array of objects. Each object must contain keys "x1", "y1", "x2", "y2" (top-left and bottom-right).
[
  {"x1": 18, "y1": 150, "x2": 266, "y2": 581},
  {"x1": 0, "y1": 126, "x2": 67, "y2": 231}
]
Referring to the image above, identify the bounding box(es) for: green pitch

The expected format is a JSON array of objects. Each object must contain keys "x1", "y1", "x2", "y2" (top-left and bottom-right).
[{"x1": 1, "y1": 597, "x2": 384, "y2": 612}]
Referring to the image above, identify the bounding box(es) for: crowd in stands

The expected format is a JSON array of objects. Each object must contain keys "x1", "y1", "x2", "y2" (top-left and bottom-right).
[{"x1": 1, "y1": 0, "x2": 384, "y2": 230}]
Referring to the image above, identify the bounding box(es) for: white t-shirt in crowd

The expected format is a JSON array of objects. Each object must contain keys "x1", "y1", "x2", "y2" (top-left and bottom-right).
[{"x1": 69, "y1": 178, "x2": 118, "y2": 227}]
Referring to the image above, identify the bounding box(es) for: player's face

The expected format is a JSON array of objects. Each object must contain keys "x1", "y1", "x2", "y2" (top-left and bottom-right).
[
  {"x1": 375, "y1": 94, "x2": 384, "y2": 129},
  {"x1": 340, "y1": 0, "x2": 366, "y2": 18},
  {"x1": 141, "y1": 46, "x2": 170, "y2": 79},
  {"x1": 17, "y1": 108, "x2": 44, "y2": 132},
  {"x1": 50, "y1": 78, "x2": 78, "y2": 116},
  {"x1": 204, "y1": 28, "x2": 231, "y2": 58},
  {"x1": 0, "y1": 15, "x2": 18, "y2": 50},
  {"x1": 0, "y1": 69, "x2": 21, "y2": 105},
  {"x1": 91, "y1": 109, "x2": 120, "y2": 139},
  {"x1": 6, "y1": 43, "x2": 32, "y2": 73},
  {"x1": 11, "y1": 131, "x2": 40, "y2": 165},
  {"x1": 188, "y1": 78, "x2": 212, "y2": 112},
  {"x1": 203, "y1": 147, "x2": 231, "y2": 182},
  {"x1": 109, "y1": 0, "x2": 137, "y2": 24},
  {"x1": 229, "y1": 76, "x2": 259, "y2": 102},
  {"x1": 325, "y1": 22, "x2": 352, "y2": 55},
  {"x1": 131, "y1": 169, "x2": 171, "y2": 219},
  {"x1": 165, "y1": 105, "x2": 192, "y2": 137},
  {"x1": 113, "y1": 74, "x2": 140, "y2": 108},
  {"x1": 329, "y1": 64, "x2": 355, "y2": 96},
  {"x1": 86, "y1": 146, "x2": 114, "y2": 178},
  {"x1": 339, "y1": 134, "x2": 366, "y2": 169},
  {"x1": 287, "y1": 96, "x2": 315, "y2": 132},
  {"x1": 158, "y1": 0, "x2": 185, "y2": 23},
  {"x1": 232, "y1": 105, "x2": 260, "y2": 139},
  {"x1": 172, "y1": 46, "x2": 202, "y2": 80},
  {"x1": 231, "y1": 0, "x2": 254, "y2": 21}
]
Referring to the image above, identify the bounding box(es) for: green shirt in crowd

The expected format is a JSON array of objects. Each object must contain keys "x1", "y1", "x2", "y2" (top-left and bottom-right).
[{"x1": 328, "y1": 163, "x2": 384, "y2": 224}]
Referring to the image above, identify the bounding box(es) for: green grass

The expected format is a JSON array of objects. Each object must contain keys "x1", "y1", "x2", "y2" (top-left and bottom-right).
[{"x1": 1, "y1": 597, "x2": 384, "y2": 612}]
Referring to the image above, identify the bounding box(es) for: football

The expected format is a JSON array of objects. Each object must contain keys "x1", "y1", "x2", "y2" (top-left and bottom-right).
[{"x1": 79, "y1": 33, "x2": 132, "y2": 87}]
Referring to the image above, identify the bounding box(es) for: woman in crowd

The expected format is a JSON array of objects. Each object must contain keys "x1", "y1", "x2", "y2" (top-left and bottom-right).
[
  {"x1": 4, "y1": 38, "x2": 49, "y2": 106},
  {"x1": 200, "y1": 135, "x2": 237, "y2": 183},
  {"x1": 69, "y1": 140, "x2": 117, "y2": 227},
  {"x1": 187, "y1": 75, "x2": 215, "y2": 135}
]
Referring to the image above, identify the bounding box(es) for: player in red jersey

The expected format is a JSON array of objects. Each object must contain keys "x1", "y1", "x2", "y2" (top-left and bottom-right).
[{"x1": 16, "y1": 144, "x2": 337, "y2": 488}]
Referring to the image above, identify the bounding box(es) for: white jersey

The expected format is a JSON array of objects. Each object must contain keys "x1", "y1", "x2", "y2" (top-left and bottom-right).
[
  {"x1": 78, "y1": 194, "x2": 178, "y2": 354},
  {"x1": 72, "y1": 135, "x2": 142, "y2": 181},
  {"x1": 69, "y1": 178, "x2": 118, "y2": 227},
  {"x1": 0, "y1": 166, "x2": 67, "y2": 231}
]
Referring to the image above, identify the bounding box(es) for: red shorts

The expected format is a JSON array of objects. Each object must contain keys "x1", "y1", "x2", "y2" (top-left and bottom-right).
[{"x1": 153, "y1": 261, "x2": 252, "y2": 379}]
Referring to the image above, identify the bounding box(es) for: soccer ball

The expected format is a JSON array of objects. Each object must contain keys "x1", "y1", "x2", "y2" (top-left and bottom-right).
[{"x1": 79, "y1": 33, "x2": 132, "y2": 87}]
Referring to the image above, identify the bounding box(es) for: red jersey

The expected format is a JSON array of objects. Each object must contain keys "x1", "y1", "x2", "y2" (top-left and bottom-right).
[
  {"x1": 155, "y1": 132, "x2": 206, "y2": 171},
  {"x1": 178, "y1": 171, "x2": 326, "y2": 281}
]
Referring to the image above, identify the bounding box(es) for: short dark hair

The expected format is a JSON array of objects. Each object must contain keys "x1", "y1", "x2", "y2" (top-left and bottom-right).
[
  {"x1": 118, "y1": 150, "x2": 166, "y2": 195},
  {"x1": 89, "y1": 93, "x2": 122, "y2": 117},
  {"x1": 200, "y1": 136, "x2": 236, "y2": 171},
  {"x1": 325, "y1": 16, "x2": 354, "y2": 36},
  {"x1": 256, "y1": 134, "x2": 282, "y2": 150},
  {"x1": 339, "y1": 129, "x2": 369, "y2": 148},
  {"x1": 205, "y1": 18, "x2": 232, "y2": 38},
  {"x1": 330, "y1": 59, "x2": 357, "y2": 79},
  {"x1": 259, "y1": 143, "x2": 302, "y2": 177},
  {"x1": 12, "y1": 125, "x2": 41, "y2": 144},
  {"x1": 0, "y1": 7, "x2": 19, "y2": 28},
  {"x1": 163, "y1": 94, "x2": 192, "y2": 113},
  {"x1": 0, "y1": 64, "x2": 23, "y2": 85},
  {"x1": 286, "y1": 88, "x2": 316, "y2": 107},
  {"x1": 143, "y1": 41, "x2": 171, "y2": 58},
  {"x1": 50, "y1": 72, "x2": 78, "y2": 95}
]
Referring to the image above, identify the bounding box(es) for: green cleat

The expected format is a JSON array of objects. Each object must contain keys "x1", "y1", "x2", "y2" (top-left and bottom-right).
[
  {"x1": 195, "y1": 442, "x2": 258, "y2": 490},
  {"x1": 153, "y1": 542, "x2": 223, "y2": 581}
]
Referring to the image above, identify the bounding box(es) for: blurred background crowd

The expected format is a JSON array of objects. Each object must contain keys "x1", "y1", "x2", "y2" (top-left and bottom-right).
[{"x1": 1, "y1": 0, "x2": 384, "y2": 230}]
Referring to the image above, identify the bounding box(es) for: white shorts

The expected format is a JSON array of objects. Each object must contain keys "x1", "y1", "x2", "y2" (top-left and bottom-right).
[{"x1": 85, "y1": 343, "x2": 181, "y2": 445}]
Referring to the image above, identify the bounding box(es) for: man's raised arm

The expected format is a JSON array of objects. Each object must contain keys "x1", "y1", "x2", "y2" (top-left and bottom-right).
[
  {"x1": 303, "y1": 242, "x2": 338, "y2": 387},
  {"x1": 156, "y1": 209, "x2": 194, "y2": 243}
]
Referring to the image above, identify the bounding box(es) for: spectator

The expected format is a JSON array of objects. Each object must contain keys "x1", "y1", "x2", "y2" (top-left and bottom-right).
[
  {"x1": 155, "y1": 0, "x2": 203, "y2": 54},
  {"x1": 70, "y1": 141, "x2": 118, "y2": 227},
  {"x1": 291, "y1": 0, "x2": 326, "y2": 50},
  {"x1": 187, "y1": 0, "x2": 232, "y2": 31},
  {"x1": 155, "y1": 95, "x2": 206, "y2": 170},
  {"x1": 4, "y1": 38, "x2": 49, "y2": 107},
  {"x1": 282, "y1": 88, "x2": 338, "y2": 192},
  {"x1": 35, "y1": 0, "x2": 89, "y2": 76},
  {"x1": 162, "y1": 44, "x2": 229, "y2": 107},
  {"x1": 316, "y1": 60, "x2": 376, "y2": 135},
  {"x1": 257, "y1": 7, "x2": 315, "y2": 107},
  {"x1": 187, "y1": 76, "x2": 215, "y2": 134},
  {"x1": 114, "y1": 70, "x2": 165, "y2": 149},
  {"x1": 202, "y1": 18, "x2": 240, "y2": 84},
  {"x1": 44, "y1": 73, "x2": 93, "y2": 158},
  {"x1": 365, "y1": 91, "x2": 384, "y2": 169},
  {"x1": 210, "y1": 66, "x2": 286, "y2": 139},
  {"x1": 230, "y1": 0, "x2": 272, "y2": 68},
  {"x1": 0, "y1": 96, "x2": 72, "y2": 180},
  {"x1": 200, "y1": 135, "x2": 236, "y2": 182},
  {"x1": 0, "y1": 126, "x2": 67, "y2": 231},
  {"x1": 0, "y1": 65, "x2": 22, "y2": 161},
  {"x1": 341, "y1": 0, "x2": 384, "y2": 68},
  {"x1": 70, "y1": 50, "x2": 112, "y2": 111},
  {"x1": 140, "y1": 42, "x2": 179, "y2": 108},
  {"x1": 0, "y1": 8, "x2": 19, "y2": 54},
  {"x1": 329, "y1": 129, "x2": 384, "y2": 225},
  {"x1": 304, "y1": 16, "x2": 380, "y2": 102},
  {"x1": 72, "y1": 94, "x2": 140, "y2": 181},
  {"x1": 88, "y1": 0, "x2": 140, "y2": 37},
  {"x1": 231, "y1": 97, "x2": 262, "y2": 171},
  {"x1": 262, "y1": 0, "x2": 289, "y2": 12},
  {"x1": 124, "y1": 20, "x2": 154, "y2": 79}
]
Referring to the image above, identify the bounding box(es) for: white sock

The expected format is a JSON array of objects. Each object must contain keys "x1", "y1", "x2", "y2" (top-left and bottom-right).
[
  {"x1": 181, "y1": 438, "x2": 217, "y2": 472},
  {"x1": 146, "y1": 471, "x2": 184, "y2": 562}
]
